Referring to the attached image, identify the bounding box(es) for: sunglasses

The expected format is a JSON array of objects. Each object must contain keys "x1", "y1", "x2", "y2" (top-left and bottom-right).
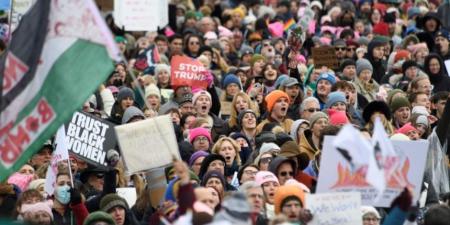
[
  {"x1": 279, "y1": 171, "x2": 294, "y2": 177},
  {"x1": 306, "y1": 108, "x2": 320, "y2": 113},
  {"x1": 347, "y1": 47, "x2": 356, "y2": 51},
  {"x1": 260, "y1": 157, "x2": 273, "y2": 164},
  {"x1": 335, "y1": 47, "x2": 346, "y2": 51}
]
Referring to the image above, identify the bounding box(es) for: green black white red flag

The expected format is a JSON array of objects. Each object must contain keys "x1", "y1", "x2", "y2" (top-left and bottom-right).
[{"x1": 0, "y1": 0, "x2": 120, "y2": 181}]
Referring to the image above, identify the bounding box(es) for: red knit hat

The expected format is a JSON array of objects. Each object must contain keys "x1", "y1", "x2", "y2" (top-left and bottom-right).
[
  {"x1": 373, "y1": 22, "x2": 389, "y2": 36},
  {"x1": 328, "y1": 109, "x2": 349, "y2": 126},
  {"x1": 394, "y1": 50, "x2": 411, "y2": 63},
  {"x1": 265, "y1": 90, "x2": 290, "y2": 112}
]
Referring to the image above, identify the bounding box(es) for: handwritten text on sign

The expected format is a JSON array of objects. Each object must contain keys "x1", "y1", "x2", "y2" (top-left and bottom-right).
[{"x1": 306, "y1": 192, "x2": 362, "y2": 225}]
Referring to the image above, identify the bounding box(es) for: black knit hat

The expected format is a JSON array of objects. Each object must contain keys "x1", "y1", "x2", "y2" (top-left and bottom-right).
[
  {"x1": 237, "y1": 109, "x2": 256, "y2": 128},
  {"x1": 402, "y1": 60, "x2": 418, "y2": 73},
  {"x1": 363, "y1": 101, "x2": 392, "y2": 123},
  {"x1": 339, "y1": 59, "x2": 356, "y2": 72},
  {"x1": 198, "y1": 154, "x2": 226, "y2": 180},
  {"x1": 200, "y1": 170, "x2": 226, "y2": 187}
]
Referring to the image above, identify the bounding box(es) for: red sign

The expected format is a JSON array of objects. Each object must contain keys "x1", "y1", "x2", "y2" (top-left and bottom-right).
[{"x1": 171, "y1": 55, "x2": 208, "y2": 89}]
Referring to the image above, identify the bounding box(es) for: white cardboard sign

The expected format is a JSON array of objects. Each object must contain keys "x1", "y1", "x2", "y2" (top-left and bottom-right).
[
  {"x1": 115, "y1": 115, "x2": 180, "y2": 174},
  {"x1": 306, "y1": 192, "x2": 362, "y2": 225}
]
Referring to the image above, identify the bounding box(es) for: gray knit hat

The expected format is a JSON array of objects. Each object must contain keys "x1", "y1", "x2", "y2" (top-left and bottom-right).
[
  {"x1": 356, "y1": 58, "x2": 373, "y2": 76},
  {"x1": 122, "y1": 106, "x2": 145, "y2": 124},
  {"x1": 308, "y1": 111, "x2": 329, "y2": 127}
]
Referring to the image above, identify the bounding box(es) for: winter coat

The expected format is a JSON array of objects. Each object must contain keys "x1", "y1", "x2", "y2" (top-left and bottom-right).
[
  {"x1": 299, "y1": 130, "x2": 319, "y2": 160},
  {"x1": 354, "y1": 78, "x2": 379, "y2": 103},
  {"x1": 256, "y1": 117, "x2": 294, "y2": 134}
]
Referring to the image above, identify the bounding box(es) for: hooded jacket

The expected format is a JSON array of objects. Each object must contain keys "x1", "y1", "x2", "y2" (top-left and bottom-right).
[
  {"x1": 365, "y1": 40, "x2": 387, "y2": 83},
  {"x1": 423, "y1": 54, "x2": 450, "y2": 93},
  {"x1": 299, "y1": 129, "x2": 319, "y2": 160}
]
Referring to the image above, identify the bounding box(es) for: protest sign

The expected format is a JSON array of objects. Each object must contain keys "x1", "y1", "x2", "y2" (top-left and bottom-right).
[
  {"x1": 445, "y1": 59, "x2": 450, "y2": 77},
  {"x1": 115, "y1": 115, "x2": 180, "y2": 174},
  {"x1": 44, "y1": 126, "x2": 69, "y2": 195},
  {"x1": 65, "y1": 111, "x2": 116, "y2": 167},
  {"x1": 171, "y1": 55, "x2": 208, "y2": 89},
  {"x1": 312, "y1": 46, "x2": 339, "y2": 70},
  {"x1": 117, "y1": 187, "x2": 137, "y2": 207},
  {"x1": 317, "y1": 136, "x2": 429, "y2": 207},
  {"x1": 113, "y1": 0, "x2": 168, "y2": 31},
  {"x1": 306, "y1": 192, "x2": 362, "y2": 225},
  {"x1": 9, "y1": 0, "x2": 36, "y2": 31}
]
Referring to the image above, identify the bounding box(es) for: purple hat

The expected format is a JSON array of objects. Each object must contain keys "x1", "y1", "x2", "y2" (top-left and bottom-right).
[{"x1": 189, "y1": 151, "x2": 210, "y2": 167}]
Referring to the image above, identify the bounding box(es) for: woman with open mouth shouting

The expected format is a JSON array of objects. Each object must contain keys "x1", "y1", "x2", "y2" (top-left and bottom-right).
[{"x1": 211, "y1": 137, "x2": 241, "y2": 183}]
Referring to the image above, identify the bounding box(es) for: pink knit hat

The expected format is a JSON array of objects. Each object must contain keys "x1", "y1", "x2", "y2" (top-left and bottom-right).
[
  {"x1": 7, "y1": 173, "x2": 33, "y2": 191},
  {"x1": 21, "y1": 202, "x2": 53, "y2": 220},
  {"x1": 328, "y1": 109, "x2": 349, "y2": 126},
  {"x1": 397, "y1": 122, "x2": 417, "y2": 135},
  {"x1": 189, "y1": 127, "x2": 212, "y2": 144},
  {"x1": 255, "y1": 171, "x2": 279, "y2": 186},
  {"x1": 192, "y1": 89, "x2": 212, "y2": 105}
]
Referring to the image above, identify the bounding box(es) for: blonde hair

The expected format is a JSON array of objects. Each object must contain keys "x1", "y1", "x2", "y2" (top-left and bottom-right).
[
  {"x1": 228, "y1": 92, "x2": 259, "y2": 128},
  {"x1": 408, "y1": 76, "x2": 429, "y2": 94},
  {"x1": 365, "y1": 113, "x2": 395, "y2": 135},
  {"x1": 211, "y1": 137, "x2": 241, "y2": 166}
]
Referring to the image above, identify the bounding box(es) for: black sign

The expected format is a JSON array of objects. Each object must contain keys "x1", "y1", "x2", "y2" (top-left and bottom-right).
[{"x1": 65, "y1": 111, "x2": 116, "y2": 166}]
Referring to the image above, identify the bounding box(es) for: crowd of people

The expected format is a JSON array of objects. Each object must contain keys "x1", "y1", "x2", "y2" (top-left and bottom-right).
[{"x1": 2, "y1": 0, "x2": 450, "y2": 224}]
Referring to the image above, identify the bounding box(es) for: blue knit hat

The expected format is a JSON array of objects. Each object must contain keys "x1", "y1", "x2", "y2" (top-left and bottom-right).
[
  {"x1": 316, "y1": 72, "x2": 336, "y2": 86},
  {"x1": 325, "y1": 91, "x2": 347, "y2": 109},
  {"x1": 223, "y1": 74, "x2": 241, "y2": 89}
]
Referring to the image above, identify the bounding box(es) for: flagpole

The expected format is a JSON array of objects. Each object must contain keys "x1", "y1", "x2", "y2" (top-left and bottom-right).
[
  {"x1": 67, "y1": 158, "x2": 75, "y2": 187},
  {"x1": 7, "y1": 0, "x2": 13, "y2": 41}
]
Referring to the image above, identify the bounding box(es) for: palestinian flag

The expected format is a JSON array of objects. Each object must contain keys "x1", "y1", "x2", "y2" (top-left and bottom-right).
[{"x1": 0, "y1": 0, "x2": 119, "y2": 181}]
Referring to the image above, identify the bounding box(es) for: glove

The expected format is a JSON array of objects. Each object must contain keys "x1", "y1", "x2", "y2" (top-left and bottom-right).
[
  {"x1": 391, "y1": 187, "x2": 413, "y2": 211},
  {"x1": 106, "y1": 149, "x2": 120, "y2": 167},
  {"x1": 69, "y1": 188, "x2": 82, "y2": 205},
  {"x1": 299, "y1": 209, "x2": 313, "y2": 223},
  {"x1": 203, "y1": 70, "x2": 214, "y2": 88}
]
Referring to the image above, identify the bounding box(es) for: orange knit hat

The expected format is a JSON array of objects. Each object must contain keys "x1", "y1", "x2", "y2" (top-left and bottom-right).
[
  {"x1": 274, "y1": 185, "x2": 305, "y2": 215},
  {"x1": 265, "y1": 90, "x2": 290, "y2": 112}
]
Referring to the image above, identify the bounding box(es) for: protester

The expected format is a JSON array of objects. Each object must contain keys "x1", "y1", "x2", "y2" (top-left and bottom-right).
[{"x1": 3, "y1": 1, "x2": 450, "y2": 225}]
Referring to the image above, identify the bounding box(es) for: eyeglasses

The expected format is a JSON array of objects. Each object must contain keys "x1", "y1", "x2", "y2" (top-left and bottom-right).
[
  {"x1": 260, "y1": 157, "x2": 273, "y2": 164},
  {"x1": 279, "y1": 171, "x2": 294, "y2": 177},
  {"x1": 335, "y1": 47, "x2": 346, "y2": 51},
  {"x1": 195, "y1": 136, "x2": 209, "y2": 142},
  {"x1": 306, "y1": 108, "x2": 320, "y2": 113},
  {"x1": 419, "y1": 84, "x2": 434, "y2": 90}
]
